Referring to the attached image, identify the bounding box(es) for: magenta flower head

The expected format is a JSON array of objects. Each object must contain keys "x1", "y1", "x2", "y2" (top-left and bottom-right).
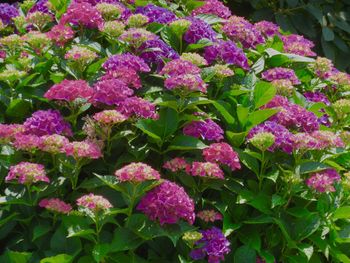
[
  {"x1": 77, "y1": 193, "x2": 112, "y2": 213},
  {"x1": 165, "y1": 74, "x2": 207, "y2": 93},
  {"x1": 39, "y1": 198, "x2": 72, "y2": 214},
  {"x1": 304, "y1": 91, "x2": 330, "y2": 106},
  {"x1": 197, "y1": 210, "x2": 223, "y2": 223},
  {"x1": 13, "y1": 134, "x2": 43, "y2": 152},
  {"x1": 44, "y1": 80, "x2": 94, "y2": 102},
  {"x1": 183, "y1": 119, "x2": 224, "y2": 142},
  {"x1": 247, "y1": 121, "x2": 294, "y2": 154},
  {"x1": 60, "y1": 2, "x2": 103, "y2": 29},
  {"x1": 204, "y1": 40, "x2": 249, "y2": 70},
  {"x1": 254, "y1": 21, "x2": 280, "y2": 38},
  {"x1": 306, "y1": 169, "x2": 341, "y2": 193},
  {"x1": 137, "y1": 180, "x2": 195, "y2": 225},
  {"x1": 6, "y1": 162, "x2": 49, "y2": 185},
  {"x1": 0, "y1": 124, "x2": 25, "y2": 143},
  {"x1": 135, "y1": 4, "x2": 177, "y2": 24},
  {"x1": 190, "y1": 227, "x2": 231, "y2": 263},
  {"x1": 119, "y1": 28, "x2": 158, "y2": 48},
  {"x1": 101, "y1": 67, "x2": 142, "y2": 89},
  {"x1": 190, "y1": 162, "x2": 224, "y2": 179},
  {"x1": 65, "y1": 140, "x2": 102, "y2": 160},
  {"x1": 184, "y1": 17, "x2": 217, "y2": 44},
  {"x1": 203, "y1": 142, "x2": 241, "y2": 171},
  {"x1": 40, "y1": 134, "x2": 70, "y2": 154},
  {"x1": 163, "y1": 157, "x2": 191, "y2": 173},
  {"x1": 91, "y1": 78, "x2": 134, "y2": 106},
  {"x1": 0, "y1": 3, "x2": 19, "y2": 25},
  {"x1": 23, "y1": 109, "x2": 72, "y2": 137},
  {"x1": 281, "y1": 34, "x2": 316, "y2": 57},
  {"x1": 93, "y1": 110, "x2": 128, "y2": 125},
  {"x1": 115, "y1": 162, "x2": 161, "y2": 182},
  {"x1": 192, "y1": 0, "x2": 231, "y2": 19},
  {"x1": 103, "y1": 53, "x2": 150, "y2": 73},
  {"x1": 160, "y1": 59, "x2": 201, "y2": 77},
  {"x1": 223, "y1": 16, "x2": 265, "y2": 49},
  {"x1": 261, "y1": 67, "x2": 300, "y2": 85},
  {"x1": 116, "y1": 96, "x2": 158, "y2": 120},
  {"x1": 47, "y1": 25, "x2": 75, "y2": 47}
]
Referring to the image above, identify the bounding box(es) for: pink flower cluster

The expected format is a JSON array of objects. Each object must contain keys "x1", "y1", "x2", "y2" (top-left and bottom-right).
[
  {"x1": 306, "y1": 169, "x2": 340, "y2": 192},
  {"x1": 65, "y1": 140, "x2": 102, "y2": 159},
  {"x1": 115, "y1": 162, "x2": 161, "y2": 182},
  {"x1": 6, "y1": 162, "x2": 49, "y2": 185},
  {"x1": 197, "y1": 210, "x2": 223, "y2": 222},
  {"x1": 44, "y1": 80, "x2": 94, "y2": 102},
  {"x1": 40, "y1": 134, "x2": 70, "y2": 154},
  {"x1": 202, "y1": 142, "x2": 241, "y2": 171},
  {"x1": 60, "y1": 2, "x2": 103, "y2": 29},
  {"x1": 192, "y1": 0, "x2": 232, "y2": 19},
  {"x1": 39, "y1": 198, "x2": 72, "y2": 214},
  {"x1": 13, "y1": 134, "x2": 42, "y2": 151},
  {"x1": 183, "y1": 119, "x2": 224, "y2": 142},
  {"x1": 93, "y1": 110, "x2": 128, "y2": 125},
  {"x1": 281, "y1": 34, "x2": 316, "y2": 57},
  {"x1": 102, "y1": 67, "x2": 142, "y2": 89},
  {"x1": 116, "y1": 96, "x2": 158, "y2": 120},
  {"x1": 47, "y1": 24, "x2": 75, "y2": 47},
  {"x1": 77, "y1": 193, "x2": 112, "y2": 212},
  {"x1": 254, "y1": 21, "x2": 280, "y2": 38},
  {"x1": 223, "y1": 16, "x2": 265, "y2": 49},
  {"x1": 163, "y1": 157, "x2": 191, "y2": 173},
  {"x1": 137, "y1": 180, "x2": 195, "y2": 225},
  {"x1": 261, "y1": 67, "x2": 300, "y2": 85},
  {"x1": 293, "y1": 131, "x2": 344, "y2": 150},
  {"x1": 190, "y1": 162, "x2": 224, "y2": 179},
  {"x1": 0, "y1": 124, "x2": 24, "y2": 143},
  {"x1": 263, "y1": 96, "x2": 319, "y2": 132}
]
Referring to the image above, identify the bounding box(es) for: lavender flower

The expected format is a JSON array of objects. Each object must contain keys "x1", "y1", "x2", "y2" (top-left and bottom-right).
[
  {"x1": 0, "y1": 4, "x2": 19, "y2": 25},
  {"x1": 304, "y1": 91, "x2": 330, "y2": 106},
  {"x1": 183, "y1": 119, "x2": 224, "y2": 142},
  {"x1": 184, "y1": 17, "x2": 217, "y2": 44},
  {"x1": 306, "y1": 169, "x2": 340, "y2": 192},
  {"x1": 137, "y1": 180, "x2": 195, "y2": 225},
  {"x1": 190, "y1": 227, "x2": 231, "y2": 263},
  {"x1": 103, "y1": 53, "x2": 150, "y2": 73},
  {"x1": 116, "y1": 96, "x2": 158, "y2": 119},
  {"x1": 261, "y1": 67, "x2": 300, "y2": 85},
  {"x1": 281, "y1": 34, "x2": 316, "y2": 57},
  {"x1": 135, "y1": 4, "x2": 177, "y2": 24},
  {"x1": 192, "y1": 0, "x2": 231, "y2": 19},
  {"x1": 254, "y1": 21, "x2": 280, "y2": 38}
]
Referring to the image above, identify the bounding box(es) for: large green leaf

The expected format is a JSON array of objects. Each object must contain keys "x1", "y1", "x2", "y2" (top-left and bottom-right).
[
  {"x1": 167, "y1": 135, "x2": 207, "y2": 151},
  {"x1": 40, "y1": 254, "x2": 73, "y2": 263},
  {"x1": 254, "y1": 81, "x2": 276, "y2": 108}
]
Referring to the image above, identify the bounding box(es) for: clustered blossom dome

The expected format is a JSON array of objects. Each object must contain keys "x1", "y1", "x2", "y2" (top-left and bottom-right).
[
  {"x1": 163, "y1": 157, "x2": 191, "y2": 173},
  {"x1": 135, "y1": 4, "x2": 176, "y2": 24},
  {"x1": 39, "y1": 198, "x2": 72, "y2": 214},
  {"x1": 6, "y1": 162, "x2": 49, "y2": 185},
  {"x1": 40, "y1": 134, "x2": 70, "y2": 154},
  {"x1": 306, "y1": 169, "x2": 341, "y2": 192},
  {"x1": 197, "y1": 210, "x2": 223, "y2": 223},
  {"x1": 184, "y1": 17, "x2": 217, "y2": 44},
  {"x1": 77, "y1": 193, "x2": 112, "y2": 213},
  {"x1": 137, "y1": 180, "x2": 195, "y2": 225},
  {"x1": 183, "y1": 119, "x2": 224, "y2": 142},
  {"x1": 190, "y1": 162, "x2": 224, "y2": 179},
  {"x1": 44, "y1": 80, "x2": 94, "y2": 102},
  {"x1": 192, "y1": 0, "x2": 232, "y2": 19},
  {"x1": 93, "y1": 110, "x2": 128, "y2": 125},
  {"x1": 202, "y1": 143, "x2": 241, "y2": 171},
  {"x1": 0, "y1": 3, "x2": 19, "y2": 25},
  {"x1": 115, "y1": 162, "x2": 161, "y2": 182},
  {"x1": 65, "y1": 141, "x2": 102, "y2": 159},
  {"x1": 23, "y1": 109, "x2": 72, "y2": 137}
]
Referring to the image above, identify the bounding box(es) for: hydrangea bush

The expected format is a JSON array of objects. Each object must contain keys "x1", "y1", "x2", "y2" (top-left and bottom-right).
[{"x1": 0, "y1": 0, "x2": 350, "y2": 262}]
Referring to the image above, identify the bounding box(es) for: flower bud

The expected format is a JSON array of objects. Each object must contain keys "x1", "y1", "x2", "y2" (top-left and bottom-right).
[{"x1": 249, "y1": 132, "x2": 275, "y2": 152}]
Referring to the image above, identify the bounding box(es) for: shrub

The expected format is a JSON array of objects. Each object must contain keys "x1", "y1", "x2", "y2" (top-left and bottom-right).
[{"x1": 0, "y1": 0, "x2": 350, "y2": 262}]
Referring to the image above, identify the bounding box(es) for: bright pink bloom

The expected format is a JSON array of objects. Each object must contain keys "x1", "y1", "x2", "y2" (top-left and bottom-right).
[
  {"x1": 192, "y1": 0, "x2": 231, "y2": 18},
  {"x1": 163, "y1": 157, "x2": 191, "y2": 173},
  {"x1": 39, "y1": 198, "x2": 72, "y2": 214},
  {"x1": 115, "y1": 162, "x2": 161, "y2": 182},
  {"x1": 13, "y1": 134, "x2": 42, "y2": 151},
  {"x1": 0, "y1": 124, "x2": 25, "y2": 143},
  {"x1": 77, "y1": 193, "x2": 112, "y2": 212},
  {"x1": 47, "y1": 24, "x2": 75, "y2": 47},
  {"x1": 93, "y1": 110, "x2": 128, "y2": 125},
  {"x1": 160, "y1": 59, "x2": 201, "y2": 77},
  {"x1": 40, "y1": 134, "x2": 70, "y2": 154},
  {"x1": 202, "y1": 143, "x2": 241, "y2": 171},
  {"x1": 116, "y1": 97, "x2": 158, "y2": 120},
  {"x1": 306, "y1": 169, "x2": 340, "y2": 192},
  {"x1": 65, "y1": 141, "x2": 102, "y2": 159},
  {"x1": 44, "y1": 80, "x2": 93, "y2": 102},
  {"x1": 190, "y1": 162, "x2": 224, "y2": 179},
  {"x1": 6, "y1": 162, "x2": 49, "y2": 185}
]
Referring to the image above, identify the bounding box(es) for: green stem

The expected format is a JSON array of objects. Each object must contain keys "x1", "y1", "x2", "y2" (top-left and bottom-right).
[
  {"x1": 258, "y1": 151, "x2": 266, "y2": 190},
  {"x1": 26, "y1": 185, "x2": 33, "y2": 206}
]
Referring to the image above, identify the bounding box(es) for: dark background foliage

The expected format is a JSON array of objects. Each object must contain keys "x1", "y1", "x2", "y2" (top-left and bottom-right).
[{"x1": 226, "y1": 0, "x2": 350, "y2": 72}]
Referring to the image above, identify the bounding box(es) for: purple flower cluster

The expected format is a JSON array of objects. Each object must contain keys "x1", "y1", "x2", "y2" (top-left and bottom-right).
[
  {"x1": 29, "y1": 0, "x2": 51, "y2": 14},
  {"x1": 190, "y1": 227, "x2": 231, "y2": 263},
  {"x1": 116, "y1": 96, "x2": 158, "y2": 119},
  {"x1": 261, "y1": 67, "x2": 300, "y2": 85},
  {"x1": 192, "y1": 0, "x2": 232, "y2": 19},
  {"x1": 281, "y1": 34, "x2": 316, "y2": 57},
  {"x1": 137, "y1": 180, "x2": 195, "y2": 225},
  {"x1": 204, "y1": 40, "x2": 249, "y2": 70},
  {"x1": 139, "y1": 39, "x2": 179, "y2": 70},
  {"x1": 23, "y1": 110, "x2": 72, "y2": 137},
  {"x1": 263, "y1": 96, "x2": 319, "y2": 132},
  {"x1": 44, "y1": 80, "x2": 94, "y2": 102},
  {"x1": 102, "y1": 67, "x2": 142, "y2": 89},
  {"x1": 0, "y1": 3, "x2": 19, "y2": 25},
  {"x1": 103, "y1": 53, "x2": 150, "y2": 73},
  {"x1": 135, "y1": 4, "x2": 177, "y2": 24},
  {"x1": 254, "y1": 21, "x2": 280, "y2": 38},
  {"x1": 223, "y1": 16, "x2": 264, "y2": 49},
  {"x1": 184, "y1": 17, "x2": 217, "y2": 44},
  {"x1": 60, "y1": 2, "x2": 103, "y2": 29},
  {"x1": 91, "y1": 78, "x2": 134, "y2": 106},
  {"x1": 247, "y1": 121, "x2": 294, "y2": 154},
  {"x1": 183, "y1": 119, "x2": 224, "y2": 142},
  {"x1": 306, "y1": 169, "x2": 340, "y2": 192},
  {"x1": 304, "y1": 91, "x2": 330, "y2": 106}
]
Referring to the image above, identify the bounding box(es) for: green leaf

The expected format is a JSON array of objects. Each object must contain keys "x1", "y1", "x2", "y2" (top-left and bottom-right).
[
  {"x1": 237, "y1": 105, "x2": 249, "y2": 127},
  {"x1": 226, "y1": 131, "x2": 247, "y2": 147},
  {"x1": 67, "y1": 225, "x2": 95, "y2": 241},
  {"x1": 32, "y1": 223, "x2": 51, "y2": 241},
  {"x1": 254, "y1": 81, "x2": 276, "y2": 108},
  {"x1": 167, "y1": 135, "x2": 207, "y2": 151},
  {"x1": 212, "y1": 101, "x2": 235, "y2": 126},
  {"x1": 161, "y1": 27, "x2": 180, "y2": 52},
  {"x1": 6, "y1": 99, "x2": 31, "y2": 119},
  {"x1": 234, "y1": 245, "x2": 256, "y2": 263},
  {"x1": 299, "y1": 162, "x2": 329, "y2": 174},
  {"x1": 251, "y1": 56, "x2": 265, "y2": 74},
  {"x1": 135, "y1": 120, "x2": 162, "y2": 141},
  {"x1": 322, "y1": 27, "x2": 334, "y2": 41},
  {"x1": 195, "y1": 14, "x2": 225, "y2": 24},
  {"x1": 40, "y1": 254, "x2": 73, "y2": 263},
  {"x1": 92, "y1": 244, "x2": 110, "y2": 263},
  {"x1": 0, "y1": 250, "x2": 32, "y2": 263},
  {"x1": 94, "y1": 174, "x2": 122, "y2": 192},
  {"x1": 186, "y1": 38, "x2": 213, "y2": 51},
  {"x1": 235, "y1": 149, "x2": 259, "y2": 175},
  {"x1": 294, "y1": 214, "x2": 321, "y2": 241},
  {"x1": 334, "y1": 206, "x2": 350, "y2": 220},
  {"x1": 110, "y1": 228, "x2": 144, "y2": 252},
  {"x1": 247, "y1": 109, "x2": 279, "y2": 129}
]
